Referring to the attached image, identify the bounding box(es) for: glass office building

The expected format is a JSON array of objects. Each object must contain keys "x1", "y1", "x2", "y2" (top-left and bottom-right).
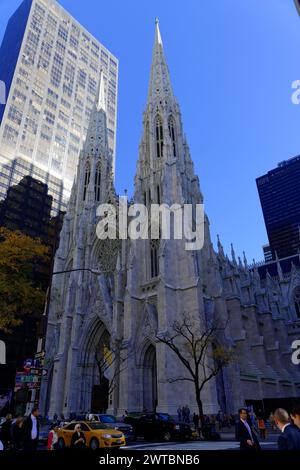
[
  {"x1": 256, "y1": 155, "x2": 300, "y2": 260},
  {"x1": 0, "y1": 0, "x2": 118, "y2": 214}
]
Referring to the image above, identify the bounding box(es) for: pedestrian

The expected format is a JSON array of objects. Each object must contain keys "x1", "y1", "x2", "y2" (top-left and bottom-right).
[
  {"x1": 185, "y1": 405, "x2": 190, "y2": 423},
  {"x1": 257, "y1": 416, "x2": 266, "y2": 439},
  {"x1": 177, "y1": 406, "x2": 182, "y2": 422},
  {"x1": 71, "y1": 423, "x2": 86, "y2": 450},
  {"x1": 269, "y1": 412, "x2": 276, "y2": 431},
  {"x1": 274, "y1": 408, "x2": 300, "y2": 450},
  {"x1": 11, "y1": 416, "x2": 24, "y2": 450},
  {"x1": 236, "y1": 408, "x2": 261, "y2": 451},
  {"x1": 1, "y1": 413, "x2": 13, "y2": 450},
  {"x1": 216, "y1": 410, "x2": 223, "y2": 431},
  {"x1": 181, "y1": 406, "x2": 186, "y2": 423},
  {"x1": 223, "y1": 414, "x2": 230, "y2": 428},
  {"x1": 210, "y1": 415, "x2": 217, "y2": 433},
  {"x1": 47, "y1": 424, "x2": 59, "y2": 450},
  {"x1": 249, "y1": 411, "x2": 257, "y2": 430},
  {"x1": 23, "y1": 407, "x2": 40, "y2": 451},
  {"x1": 290, "y1": 404, "x2": 300, "y2": 430},
  {"x1": 192, "y1": 412, "x2": 199, "y2": 433}
]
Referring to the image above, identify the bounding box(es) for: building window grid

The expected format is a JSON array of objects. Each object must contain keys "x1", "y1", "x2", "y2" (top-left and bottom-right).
[{"x1": 0, "y1": 9, "x2": 118, "y2": 211}]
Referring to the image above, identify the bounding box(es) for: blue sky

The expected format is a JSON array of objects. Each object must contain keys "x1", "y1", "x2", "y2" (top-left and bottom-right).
[{"x1": 0, "y1": 0, "x2": 300, "y2": 262}]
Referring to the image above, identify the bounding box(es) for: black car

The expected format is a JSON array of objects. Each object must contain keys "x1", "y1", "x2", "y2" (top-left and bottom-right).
[{"x1": 124, "y1": 412, "x2": 192, "y2": 442}]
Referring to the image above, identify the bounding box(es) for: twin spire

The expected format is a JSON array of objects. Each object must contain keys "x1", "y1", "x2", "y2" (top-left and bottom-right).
[
  {"x1": 148, "y1": 18, "x2": 175, "y2": 103},
  {"x1": 97, "y1": 69, "x2": 106, "y2": 112}
]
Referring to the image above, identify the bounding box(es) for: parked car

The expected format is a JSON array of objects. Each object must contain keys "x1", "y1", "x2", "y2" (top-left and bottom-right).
[
  {"x1": 202, "y1": 423, "x2": 221, "y2": 441},
  {"x1": 124, "y1": 412, "x2": 192, "y2": 442},
  {"x1": 88, "y1": 414, "x2": 134, "y2": 441},
  {"x1": 56, "y1": 421, "x2": 126, "y2": 450}
]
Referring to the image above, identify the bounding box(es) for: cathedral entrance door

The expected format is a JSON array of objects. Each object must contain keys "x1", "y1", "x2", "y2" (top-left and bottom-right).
[
  {"x1": 91, "y1": 379, "x2": 109, "y2": 413},
  {"x1": 91, "y1": 330, "x2": 111, "y2": 413}
]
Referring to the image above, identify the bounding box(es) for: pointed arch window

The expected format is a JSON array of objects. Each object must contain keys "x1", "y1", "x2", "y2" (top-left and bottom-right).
[
  {"x1": 145, "y1": 120, "x2": 150, "y2": 161},
  {"x1": 83, "y1": 161, "x2": 91, "y2": 201},
  {"x1": 150, "y1": 239, "x2": 159, "y2": 278},
  {"x1": 156, "y1": 115, "x2": 163, "y2": 158},
  {"x1": 95, "y1": 161, "x2": 101, "y2": 202},
  {"x1": 157, "y1": 185, "x2": 161, "y2": 205},
  {"x1": 168, "y1": 116, "x2": 177, "y2": 157}
]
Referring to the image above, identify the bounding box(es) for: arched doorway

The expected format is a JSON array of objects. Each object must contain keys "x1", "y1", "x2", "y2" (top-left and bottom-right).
[
  {"x1": 143, "y1": 345, "x2": 157, "y2": 412},
  {"x1": 91, "y1": 330, "x2": 111, "y2": 413}
]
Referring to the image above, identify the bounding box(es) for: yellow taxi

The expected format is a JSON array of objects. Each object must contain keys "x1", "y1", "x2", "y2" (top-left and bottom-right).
[{"x1": 57, "y1": 421, "x2": 126, "y2": 449}]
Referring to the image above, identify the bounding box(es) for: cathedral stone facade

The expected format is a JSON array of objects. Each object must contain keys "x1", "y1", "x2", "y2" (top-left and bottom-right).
[{"x1": 40, "y1": 22, "x2": 300, "y2": 418}]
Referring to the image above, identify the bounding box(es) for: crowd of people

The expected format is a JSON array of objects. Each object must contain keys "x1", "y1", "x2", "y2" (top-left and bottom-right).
[
  {"x1": 175, "y1": 404, "x2": 300, "y2": 450},
  {"x1": 1, "y1": 403, "x2": 300, "y2": 451},
  {"x1": 0, "y1": 407, "x2": 89, "y2": 451},
  {"x1": 236, "y1": 405, "x2": 300, "y2": 450},
  {"x1": 0, "y1": 407, "x2": 41, "y2": 451}
]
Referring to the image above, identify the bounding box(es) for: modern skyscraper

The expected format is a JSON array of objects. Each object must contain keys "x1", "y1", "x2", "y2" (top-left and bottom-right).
[
  {"x1": 0, "y1": 0, "x2": 118, "y2": 214},
  {"x1": 294, "y1": 0, "x2": 300, "y2": 16},
  {"x1": 256, "y1": 155, "x2": 300, "y2": 260}
]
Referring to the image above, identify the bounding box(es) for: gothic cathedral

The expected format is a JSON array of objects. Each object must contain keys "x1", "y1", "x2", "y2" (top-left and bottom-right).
[{"x1": 40, "y1": 22, "x2": 300, "y2": 418}]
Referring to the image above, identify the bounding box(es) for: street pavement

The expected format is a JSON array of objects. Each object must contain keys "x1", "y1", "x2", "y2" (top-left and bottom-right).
[
  {"x1": 38, "y1": 430, "x2": 279, "y2": 451},
  {"x1": 124, "y1": 439, "x2": 278, "y2": 451},
  {"x1": 123, "y1": 431, "x2": 279, "y2": 451}
]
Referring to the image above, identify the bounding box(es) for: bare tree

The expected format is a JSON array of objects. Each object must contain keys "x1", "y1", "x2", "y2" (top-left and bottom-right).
[
  {"x1": 156, "y1": 313, "x2": 234, "y2": 425},
  {"x1": 94, "y1": 339, "x2": 128, "y2": 397}
]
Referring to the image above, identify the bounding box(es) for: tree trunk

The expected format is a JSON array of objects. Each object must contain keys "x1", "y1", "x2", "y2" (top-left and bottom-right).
[{"x1": 195, "y1": 384, "x2": 204, "y2": 439}]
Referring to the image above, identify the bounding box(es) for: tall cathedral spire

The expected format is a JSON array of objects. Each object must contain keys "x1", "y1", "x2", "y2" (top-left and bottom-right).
[
  {"x1": 148, "y1": 18, "x2": 175, "y2": 104},
  {"x1": 135, "y1": 20, "x2": 203, "y2": 209},
  {"x1": 97, "y1": 69, "x2": 106, "y2": 112},
  {"x1": 72, "y1": 69, "x2": 113, "y2": 212}
]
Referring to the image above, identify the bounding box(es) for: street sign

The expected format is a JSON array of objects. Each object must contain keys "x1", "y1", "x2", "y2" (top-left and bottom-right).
[
  {"x1": 27, "y1": 383, "x2": 40, "y2": 390},
  {"x1": 15, "y1": 372, "x2": 26, "y2": 383},
  {"x1": 23, "y1": 358, "x2": 41, "y2": 371},
  {"x1": 34, "y1": 351, "x2": 45, "y2": 359},
  {"x1": 30, "y1": 368, "x2": 41, "y2": 376}
]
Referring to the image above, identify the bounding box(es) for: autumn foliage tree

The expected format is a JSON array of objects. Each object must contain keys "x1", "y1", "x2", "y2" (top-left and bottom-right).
[{"x1": 0, "y1": 227, "x2": 49, "y2": 332}]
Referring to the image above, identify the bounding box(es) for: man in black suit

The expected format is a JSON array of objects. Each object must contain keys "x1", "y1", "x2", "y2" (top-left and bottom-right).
[
  {"x1": 274, "y1": 408, "x2": 300, "y2": 450},
  {"x1": 236, "y1": 408, "x2": 260, "y2": 451},
  {"x1": 290, "y1": 404, "x2": 300, "y2": 430},
  {"x1": 23, "y1": 407, "x2": 40, "y2": 451}
]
